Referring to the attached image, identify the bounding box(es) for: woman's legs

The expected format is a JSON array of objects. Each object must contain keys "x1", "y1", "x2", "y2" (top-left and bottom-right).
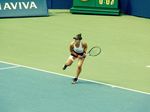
[
  {"x1": 72, "y1": 58, "x2": 85, "y2": 83},
  {"x1": 63, "y1": 56, "x2": 76, "y2": 70}
]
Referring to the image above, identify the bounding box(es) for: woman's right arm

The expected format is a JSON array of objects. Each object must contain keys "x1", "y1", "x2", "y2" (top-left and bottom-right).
[{"x1": 70, "y1": 42, "x2": 78, "y2": 57}]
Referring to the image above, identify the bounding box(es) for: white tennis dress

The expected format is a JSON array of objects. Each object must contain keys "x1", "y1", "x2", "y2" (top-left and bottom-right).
[
  {"x1": 73, "y1": 42, "x2": 84, "y2": 54},
  {"x1": 69, "y1": 42, "x2": 84, "y2": 61}
]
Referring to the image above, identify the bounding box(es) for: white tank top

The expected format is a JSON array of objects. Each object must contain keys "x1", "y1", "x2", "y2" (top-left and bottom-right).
[{"x1": 73, "y1": 42, "x2": 84, "y2": 54}]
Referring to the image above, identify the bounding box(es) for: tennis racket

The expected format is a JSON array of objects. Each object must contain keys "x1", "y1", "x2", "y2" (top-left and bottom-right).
[{"x1": 87, "y1": 46, "x2": 101, "y2": 56}]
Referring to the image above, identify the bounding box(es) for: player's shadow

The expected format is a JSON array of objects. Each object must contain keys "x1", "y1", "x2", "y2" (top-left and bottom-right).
[{"x1": 77, "y1": 80, "x2": 103, "y2": 86}]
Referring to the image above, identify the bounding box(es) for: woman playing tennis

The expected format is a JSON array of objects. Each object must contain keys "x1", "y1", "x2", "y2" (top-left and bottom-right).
[{"x1": 63, "y1": 33, "x2": 88, "y2": 84}]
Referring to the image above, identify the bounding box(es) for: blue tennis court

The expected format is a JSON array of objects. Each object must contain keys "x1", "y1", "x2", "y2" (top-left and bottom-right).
[{"x1": 0, "y1": 61, "x2": 150, "y2": 112}]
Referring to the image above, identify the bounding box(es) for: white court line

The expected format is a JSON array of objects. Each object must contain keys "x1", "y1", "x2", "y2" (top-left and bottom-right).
[
  {"x1": 0, "y1": 60, "x2": 150, "y2": 95},
  {"x1": 0, "y1": 65, "x2": 20, "y2": 70},
  {"x1": 146, "y1": 65, "x2": 150, "y2": 68}
]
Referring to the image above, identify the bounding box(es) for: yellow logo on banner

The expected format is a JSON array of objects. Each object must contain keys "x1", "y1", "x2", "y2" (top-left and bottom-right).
[
  {"x1": 99, "y1": 0, "x2": 103, "y2": 4},
  {"x1": 99, "y1": 0, "x2": 114, "y2": 5}
]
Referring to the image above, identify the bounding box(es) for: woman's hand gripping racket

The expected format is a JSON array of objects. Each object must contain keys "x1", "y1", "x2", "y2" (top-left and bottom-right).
[{"x1": 86, "y1": 46, "x2": 101, "y2": 57}]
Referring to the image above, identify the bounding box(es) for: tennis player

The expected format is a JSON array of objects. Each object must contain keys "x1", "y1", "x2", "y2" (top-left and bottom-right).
[{"x1": 63, "y1": 33, "x2": 88, "y2": 84}]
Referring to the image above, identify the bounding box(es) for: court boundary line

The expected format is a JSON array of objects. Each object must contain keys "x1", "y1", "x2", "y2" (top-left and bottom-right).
[
  {"x1": 0, "y1": 65, "x2": 20, "y2": 70},
  {"x1": 0, "y1": 60, "x2": 150, "y2": 95}
]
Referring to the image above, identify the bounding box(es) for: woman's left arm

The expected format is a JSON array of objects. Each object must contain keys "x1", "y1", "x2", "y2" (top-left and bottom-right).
[{"x1": 82, "y1": 42, "x2": 88, "y2": 58}]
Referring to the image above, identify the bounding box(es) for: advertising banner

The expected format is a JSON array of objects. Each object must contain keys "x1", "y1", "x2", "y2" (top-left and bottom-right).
[{"x1": 0, "y1": 0, "x2": 48, "y2": 17}]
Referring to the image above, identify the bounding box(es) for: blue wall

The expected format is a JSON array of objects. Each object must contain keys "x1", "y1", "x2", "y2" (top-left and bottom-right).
[
  {"x1": 119, "y1": 0, "x2": 150, "y2": 18},
  {"x1": 47, "y1": 0, "x2": 72, "y2": 9},
  {"x1": 47, "y1": 0, "x2": 150, "y2": 18}
]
